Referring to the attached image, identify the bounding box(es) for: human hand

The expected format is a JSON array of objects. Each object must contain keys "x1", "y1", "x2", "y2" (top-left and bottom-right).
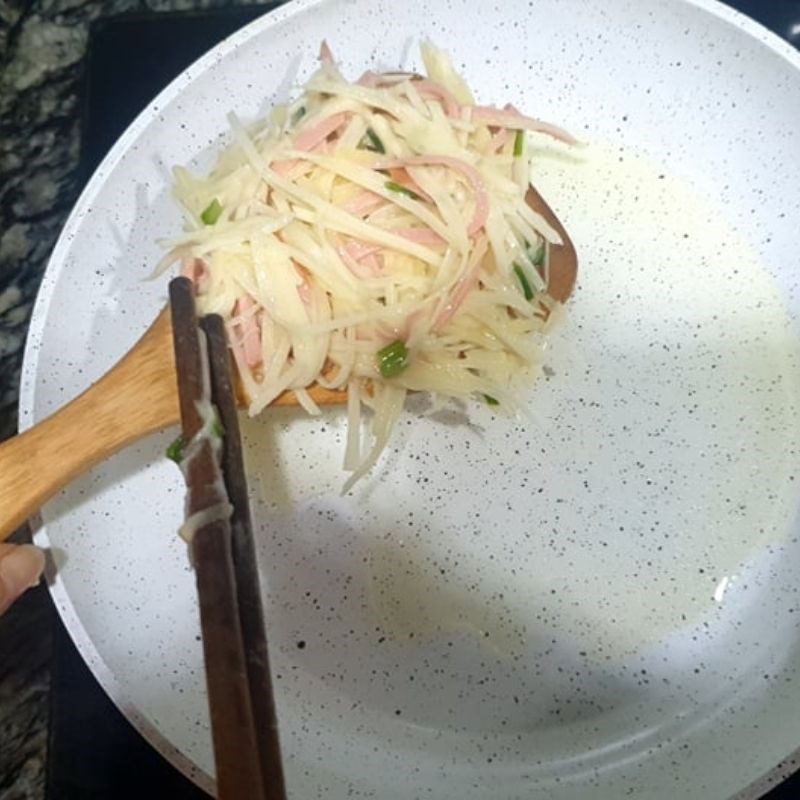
[{"x1": 0, "y1": 543, "x2": 45, "y2": 616}]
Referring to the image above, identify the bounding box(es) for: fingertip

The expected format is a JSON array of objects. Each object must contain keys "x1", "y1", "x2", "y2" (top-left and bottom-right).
[
  {"x1": 16, "y1": 544, "x2": 46, "y2": 584},
  {"x1": 0, "y1": 544, "x2": 45, "y2": 614}
]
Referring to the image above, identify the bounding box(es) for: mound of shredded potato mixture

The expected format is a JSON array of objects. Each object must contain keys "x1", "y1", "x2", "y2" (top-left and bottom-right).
[{"x1": 160, "y1": 42, "x2": 576, "y2": 489}]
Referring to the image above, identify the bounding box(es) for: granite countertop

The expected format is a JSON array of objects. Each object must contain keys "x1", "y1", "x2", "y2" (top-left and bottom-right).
[{"x1": 0, "y1": 4, "x2": 263, "y2": 798}]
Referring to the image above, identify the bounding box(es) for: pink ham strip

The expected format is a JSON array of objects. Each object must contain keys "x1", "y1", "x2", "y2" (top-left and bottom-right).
[
  {"x1": 319, "y1": 40, "x2": 335, "y2": 65},
  {"x1": 293, "y1": 112, "x2": 349, "y2": 152},
  {"x1": 393, "y1": 227, "x2": 446, "y2": 246},
  {"x1": 356, "y1": 70, "x2": 379, "y2": 88},
  {"x1": 359, "y1": 253, "x2": 382, "y2": 274},
  {"x1": 270, "y1": 112, "x2": 349, "y2": 175},
  {"x1": 231, "y1": 295, "x2": 263, "y2": 368},
  {"x1": 357, "y1": 70, "x2": 414, "y2": 88},
  {"x1": 386, "y1": 167, "x2": 434, "y2": 204},
  {"x1": 271, "y1": 158, "x2": 299, "y2": 176},
  {"x1": 471, "y1": 105, "x2": 578, "y2": 145},
  {"x1": 412, "y1": 78, "x2": 461, "y2": 117},
  {"x1": 433, "y1": 236, "x2": 489, "y2": 331},
  {"x1": 297, "y1": 280, "x2": 312, "y2": 305},
  {"x1": 489, "y1": 127, "x2": 510, "y2": 153},
  {"x1": 375, "y1": 155, "x2": 488, "y2": 236},
  {"x1": 339, "y1": 247, "x2": 380, "y2": 279},
  {"x1": 356, "y1": 72, "x2": 461, "y2": 117},
  {"x1": 343, "y1": 239, "x2": 382, "y2": 261},
  {"x1": 180, "y1": 257, "x2": 209, "y2": 292},
  {"x1": 334, "y1": 235, "x2": 382, "y2": 278},
  {"x1": 342, "y1": 190, "x2": 385, "y2": 217},
  {"x1": 293, "y1": 264, "x2": 312, "y2": 304}
]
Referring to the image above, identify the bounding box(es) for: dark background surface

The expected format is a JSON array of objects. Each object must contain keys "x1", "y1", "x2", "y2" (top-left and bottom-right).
[{"x1": 46, "y1": 2, "x2": 800, "y2": 798}]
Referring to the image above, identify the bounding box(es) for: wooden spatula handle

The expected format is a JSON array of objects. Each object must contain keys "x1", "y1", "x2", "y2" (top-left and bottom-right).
[
  {"x1": 0, "y1": 309, "x2": 180, "y2": 543},
  {"x1": 0, "y1": 189, "x2": 574, "y2": 545}
]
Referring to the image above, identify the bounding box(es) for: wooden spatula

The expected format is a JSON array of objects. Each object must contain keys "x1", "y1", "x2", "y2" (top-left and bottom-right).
[{"x1": 0, "y1": 187, "x2": 576, "y2": 541}]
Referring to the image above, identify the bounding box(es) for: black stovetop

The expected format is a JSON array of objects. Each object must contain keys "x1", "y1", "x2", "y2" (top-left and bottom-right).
[{"x1": 46, "y1": 3, "x2": 800, "y2": 798}]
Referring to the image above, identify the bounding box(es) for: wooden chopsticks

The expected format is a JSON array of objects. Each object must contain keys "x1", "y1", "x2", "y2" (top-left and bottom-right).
[{"x1": 168, "y1": 277, "x2": 287, "y2": 800}]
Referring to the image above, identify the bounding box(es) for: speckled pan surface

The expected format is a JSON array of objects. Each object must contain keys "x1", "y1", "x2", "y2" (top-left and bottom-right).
[{"x1": 19, "y1": 0, "x2": 800, "y2": 797}]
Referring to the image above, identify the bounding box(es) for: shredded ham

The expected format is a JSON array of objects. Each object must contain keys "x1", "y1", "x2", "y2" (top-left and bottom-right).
[
  {"x1": 231, "y1": 295, "x2": 263, "y2": 367},
  {"x1": 297, "y1": 280, "x2": 312, "y2": 304},
  {"x1": 342, "y1": 190, "x2": 385, "y2": 216},
  {"x1": 489, "y1": 128, "x2": 510, "y2": 153},
  {"x1": 357, "y1": 72, "x2": 461, "y2": 117},
  {"x1": 270, "y1": 112, "x2": 349, "y2": 174},
  {"x1": 413, "y1": 78, "x2": 461, "y2": 117},
  {"x1": 359, "y1": 253, "x2": 382, "y2": 274},
  {"x1": 343, "y1": 239, "x2": 382, "y2": 261},
  {"x1": 393, "y1": 227, "x2": 446, "y2": 246},
  {"x1": 356, "y1": 70, "x2": 379, "y2": 88},
  {"x1": 319, "y1": 40, "x2": 335, "y2": 66},
  {"x1": 471, "y1": 105, "x2": 578, "y2": 145},
  {"x1": 386, "y1": 167, "x2": 434, "y2": 204},
  {"x1": 294, "y1": 264, "x2": 313, "y2": 304},
  {"x1": 357, "y1": 70, "x2": 414, "y2": 88},
  {"x1": 271, "y1": 158, "x2": 299, "y2": 176},
  {"x1": 375, "y1": 155, "x2": 489, "y2": 236},
  {"x1": 294, "y1": 112, "x2": 350, "y2": 152},
  {"x1": 334, "y1": 234, "x2": 383, "y2": 278},
  {"x1": 180, "y1": 256, "x2": 209, "y2": 292}
]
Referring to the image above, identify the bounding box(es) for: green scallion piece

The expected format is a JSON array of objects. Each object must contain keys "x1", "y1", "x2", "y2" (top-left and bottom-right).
[
  {"x1": 364, "y1": 127, "x2": 386, "y2": 153},
  {"x1": 483, "y1": 394, "x2": 500, "y2": 406},
  {"x1": 291, "y1": 105, "x2": 306, "y2": 125},
  {"x1": 513, "y1": 263, "x2": 535, "y2": 301},
  {"x1": 376, "y1": 340, "x2": 409, "y2": 378},
  {"x1": 166, "y1": 435, "x2": 186, "y2": 464},
  {"x1": 513, "y1": 129, "x2": 525, "y2": 157},
  {"x1": 211, "y1": 418, "x2": 224, "y2": 438},
  {"x1": 200, "y1": 198, "x2": 223, "y2": 226},
  {"x1": 385, "y1": 180, "x2": 421, "y2": 201}
]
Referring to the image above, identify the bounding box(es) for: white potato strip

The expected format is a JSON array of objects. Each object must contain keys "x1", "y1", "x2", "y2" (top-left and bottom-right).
[
  {"x1": 306, "y1": 78, "x2": 425, "y2": 123},
  {"x1": 420, "y1": 41, "x2": 475, "y2": 105},
  {"x1": 405, "y1": 165, "x2": 470, "y2": 253},
  {"x1": 336, "y1": 115, "x2": 369, "y2": 151},
  {"x1": 163, "y1": 213, "x2": 291, "y2": 250},
  {"x1": 514, "y1": 198, "x2": 563, "y2": 245},
  {"x1": 285, "y1": 151, "x2": 457, "y2": 247},
  {"x1": 341, "y1": 384, "x2": 406, "y2": 493},
  {"x1": 280, "y1": 186, "x2": 443, "y2": 266},
  {"x1": 179, "y1": 502, "x2": 234, "y2": 544},
  {"x1": 401, "y1": 80, "x2": 431, "y2": 118},
  {"x1": 343, "y1": 380, "x2": 362, "y2": 470},
  {"x1": 483, "y1": 206, "x2": 514, "y2": 277},
  {"x1": 368, "y1": 113, "x2": 407, "y2": 158},
  {"x1": 294, "y1": 387, "x2": 322, "y2": 415}
]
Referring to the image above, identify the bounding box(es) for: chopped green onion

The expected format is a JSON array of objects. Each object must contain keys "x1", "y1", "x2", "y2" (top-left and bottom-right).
[
  {"x1": 166, "y1": 435, "x2": 186, "y2": 464},
  {"x1": 291, "y1": 105, "x2": 306, "y2": 125},
  {"x1": 385, "y1": 180, "x2": 421, "y2": 201},
  {"x1": 530, "y1": 240, "x2": 546, "y2": 267},
  {"x1": 200, "y1": 198, "x2": 223, "y2": 226},
  {"x1": 483, "y1": 394, "x2": 500, "y2": 406},
  {"x1": 376, "y1": 340, "x2": 409, "y2": 378},
  {"x1": 364, "y1": 127, "x2": 386, "y2": 153},
  {"x1": 211, "y1": 418, "x2": 224, "y2": 438},
  {"x1": 513, "y1": 129, "x2": 525, "y2": 157},
  {"x1": 513, "y1": 263, "x2": 535, "y2": 301}
]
